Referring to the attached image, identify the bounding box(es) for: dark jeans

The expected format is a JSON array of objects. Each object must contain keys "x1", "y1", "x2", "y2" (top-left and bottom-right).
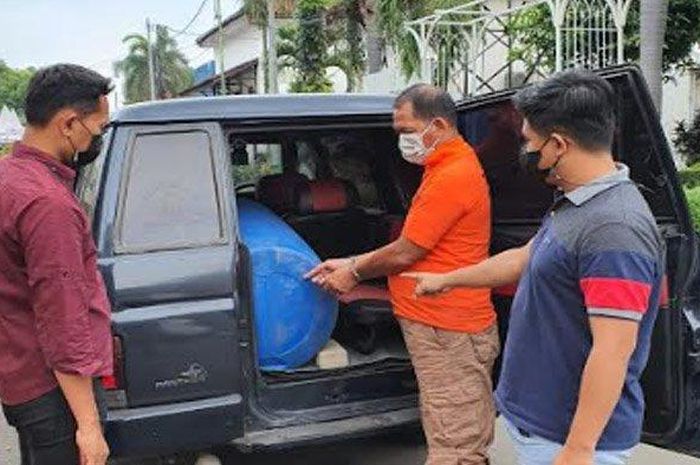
[{"x1": 2, "y1": 381, "x2": 106, "y2": 465}]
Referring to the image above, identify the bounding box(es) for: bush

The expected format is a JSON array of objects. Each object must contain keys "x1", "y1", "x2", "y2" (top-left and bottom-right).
[
  {"x1": 685, "y1": 187, "x2": 700, "y2": 230},
  {"x1": 679, "y1": 163, "x2": 700, "y2": 188},
  {"x1": 674, "y1": 112, "x2": 700, "y2": 166}
]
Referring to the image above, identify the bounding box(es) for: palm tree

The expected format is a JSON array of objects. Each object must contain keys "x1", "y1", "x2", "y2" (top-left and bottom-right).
[
  {"x1": 640, "y1": 0, "x2": 669, "y2": 111},
  {"x1": 375, "y1": 0, "x2": 464, "y2": 79},
  {"x1": 243, "y1": 0, "x2": 296, "y2": 92},
  {"x1": 116, "y1": 25, "x2": 193, "y2": 104}
]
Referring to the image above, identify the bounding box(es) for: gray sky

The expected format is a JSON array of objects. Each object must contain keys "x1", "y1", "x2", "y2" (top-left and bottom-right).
[{"x1": 1, "y1": 0, "x2": 243, "y2": 104}]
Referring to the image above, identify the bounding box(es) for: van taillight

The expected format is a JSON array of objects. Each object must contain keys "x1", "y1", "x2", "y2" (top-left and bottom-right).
[
  {"x1": 101, "y1": 336, "x2": 124, "y2": 391},
  {"x1": 660, "y1": 275, "x2": 670, "y2": 309}
]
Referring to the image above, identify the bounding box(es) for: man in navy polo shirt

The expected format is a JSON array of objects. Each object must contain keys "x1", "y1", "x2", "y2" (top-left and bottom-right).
[{"x1": 404, "y1": 69, "x2": 664, "y2": 465}]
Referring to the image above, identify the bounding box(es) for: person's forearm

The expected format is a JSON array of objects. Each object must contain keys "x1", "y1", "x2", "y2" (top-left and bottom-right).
[
  {"x1": 354, "y1": 244, "x2": 416, "y2": 280},
  {"x1": 54, "y1": 371, "x2": 101, "y2": 429},
  {"x1": 442, "y1": 246, "x2": 528, "y2": 289},
  {"x1": 564, "y1": 348, "x2": 630, "y2": 452}
]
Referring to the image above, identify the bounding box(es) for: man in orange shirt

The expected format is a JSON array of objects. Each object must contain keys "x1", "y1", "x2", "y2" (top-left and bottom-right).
[{"x1": 306, "y1": 84, "x2": 498, "y2": 465}]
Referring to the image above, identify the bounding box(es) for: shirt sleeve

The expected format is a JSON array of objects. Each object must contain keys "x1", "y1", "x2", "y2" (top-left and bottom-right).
[
  {"x1": 578, "y1": 221, "x2": 661, "y2": 322},
  {"x1": 18, "y1": 196, "x2": 102, "y2": 376},
  {"x1": 401, "y1": 171, "x2": 473, "y2": 250}
]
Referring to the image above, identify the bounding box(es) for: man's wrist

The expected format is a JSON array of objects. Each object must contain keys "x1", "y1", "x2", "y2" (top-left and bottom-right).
[
  {"x1": 349, "y1": 256, "x2": 362, "y2": 282},
  {"x1": 76, "y1": 415, "x2": 102, "y2": 430},
  {"x1": 564, "y1": 437, "x2": 595, "y2": 454}
]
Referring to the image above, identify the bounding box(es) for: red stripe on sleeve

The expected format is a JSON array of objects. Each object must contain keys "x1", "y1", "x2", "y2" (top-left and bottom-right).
[{"x1": 580, "y1": 277, "x2": 652, "y2": 313}]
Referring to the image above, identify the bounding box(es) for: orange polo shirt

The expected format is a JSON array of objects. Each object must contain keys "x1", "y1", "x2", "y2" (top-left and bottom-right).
[{"x1": 389, "y1": 136, "x2": 495, "y2": 333}]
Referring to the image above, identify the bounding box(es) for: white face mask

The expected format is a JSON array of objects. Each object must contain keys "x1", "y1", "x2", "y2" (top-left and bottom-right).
[{"x1": 398, "y1": 120, "x2": 437, "y2": 165}]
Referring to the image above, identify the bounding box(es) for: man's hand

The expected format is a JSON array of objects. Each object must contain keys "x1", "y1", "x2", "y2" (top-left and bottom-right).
[
  {"x1": 553, "y1": 445, "x2": 593, "y2": 465},
  {"x1": 401, "y1": 271, "x2": 450, "y2": 296},
  {"x1": 304, "y1": 258, "x2": 351, "y2": 284},
  {"x1": 76, "y1": 424, "x2": 109, "y2": 465},
  {"x1": 319, "y1": 266, "x2": 359, "y2": 295}
]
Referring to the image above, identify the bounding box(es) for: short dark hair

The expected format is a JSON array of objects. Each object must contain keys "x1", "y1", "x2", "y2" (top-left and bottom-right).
[
  {"x1": 394, "y1": 83, "x2": 458, "y2": 127},
  {"x1": 512, "y1": 69, "x2": 616, "y2": 150},
  {"x1": 25, "y1": 64, "x2": 113, "y2": 127}
]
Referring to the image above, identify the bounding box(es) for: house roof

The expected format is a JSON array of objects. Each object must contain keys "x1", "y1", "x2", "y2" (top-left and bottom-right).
[
  {"x1": 113, "y1": 94, "x2": 397, "y2": 124},
  {"x1": 196, "y1": 7, "x2": 247, "y2": 46},
  {"x1": 179, "y1": 59, "x2": 259, "y2": 96}
]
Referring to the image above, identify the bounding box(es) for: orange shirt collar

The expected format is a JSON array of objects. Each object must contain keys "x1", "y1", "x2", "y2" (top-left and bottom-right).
[{"x1": 424, "y1": 136, "x2": 465, "y2": 168}]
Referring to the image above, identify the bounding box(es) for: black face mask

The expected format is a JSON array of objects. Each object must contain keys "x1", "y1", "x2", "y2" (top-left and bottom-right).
[
  {"x1": 73, "y1": 132, "x2": 103, "y2": 167},
  {"x1": 68, "y1": 119, "x2": 104, "y2": 168},
  {"x1": 518, "y1": 137, "x2": 557, "y2": 182}
]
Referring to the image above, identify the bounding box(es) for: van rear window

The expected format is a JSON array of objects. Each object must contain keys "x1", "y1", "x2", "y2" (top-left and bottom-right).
[{"x1": 116, "y1": 130, "x2": 224, "y2": 253}]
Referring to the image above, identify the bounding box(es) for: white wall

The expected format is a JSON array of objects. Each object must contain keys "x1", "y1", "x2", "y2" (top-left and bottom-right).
[
  {"x1": 661, "y1": 69, "x2": 700, "y2": 167},
  {"x1": 219, "y1": 21, "x2": 264, "y2": 74}
]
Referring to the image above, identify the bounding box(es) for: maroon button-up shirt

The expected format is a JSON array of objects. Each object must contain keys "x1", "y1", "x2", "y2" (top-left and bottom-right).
[{"x1": 0, "y1": 143, "x2": 112, "y2": 406}]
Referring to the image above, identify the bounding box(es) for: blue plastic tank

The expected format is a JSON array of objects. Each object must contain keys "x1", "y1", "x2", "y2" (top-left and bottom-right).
[{"x1": 236, "y1": 198, "x2": 338, "y2": 371}]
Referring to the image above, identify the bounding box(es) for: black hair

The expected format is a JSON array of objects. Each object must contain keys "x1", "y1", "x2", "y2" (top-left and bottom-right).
[
  {"x1": 24, "y1": 64, "x2": 113, "y2": 127},
  {"x1": 394, "y1": 83, "x2": 458, "y2": 127},
  {"x1": 512, "y1": 69, "x2": 616, "y2": 150}
]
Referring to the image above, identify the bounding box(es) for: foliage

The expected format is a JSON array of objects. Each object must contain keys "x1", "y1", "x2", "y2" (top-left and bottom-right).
[
  {"x1": 232, "y1": 161, "x2": 279, "y2": 185},
  {"x1": 243, "y1": 0, "x2": 296, "y2": 25},
  {"x1": 374, "y1": 0, "x2": 466, "y2": 79},
  {"x1": 679, "y1": 163, "x2": 700, "y2": 189},
  {"x1": 278, "y1": 0, "x2": 339, "y2": 93},
  {"x1": 243, "y1": 0, "x2": 298, "y2": 93},
  {"x1": 0, "y1": 144, "x2": 11, "y2": 157},
  {"x1": 115, "y1": 25, "x2": 193, "y2": 103},
  {"x1": 505, "y1": 0, "x2": 700, "y2": 75},
  {"x1": 0, "y1": 61, "x2": 35, "y2": 120},
  {"x1": 673, "y1": 112, "x2": 700, "y2": 166},
  {"x1": 503, "y1": 4, "x2": 556, "y2": 75},
  {"x1": 334, "y1": 0, "x2": 367, "y2": 91},
  {"x1": 626, "y1": 0, "x2": 700, "y2": 73},
  {"x1": 685, "y1": 186, "x2": 700, "y2": 230}
]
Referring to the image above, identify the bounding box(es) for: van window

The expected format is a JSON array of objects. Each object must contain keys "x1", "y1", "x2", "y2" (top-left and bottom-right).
[
  {"x1": 321, "y1": 133, "x2": 382, "y2": 210},
  {"x1": 117, "y1": 130, "x2": 224, "y2": 253},
  {"x1": 459, "y1": 102, "x2": 554, "y2": 221},
  {"x1": 229, "y1": 135, "x2": 284, "y2": 186},
  {"x1": 460, "y1": 81, "x2": 677, "y2": 222},
  {"x1": 76, "y1": 128, "x2": 111, "y2": 224}
]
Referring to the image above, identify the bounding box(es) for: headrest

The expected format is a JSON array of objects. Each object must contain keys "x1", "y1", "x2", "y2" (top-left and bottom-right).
[
  {"x1": 256, "y1": 172, "x2": 309, "y2": 214},
  {"x1": 295, "y1": 179, "x2": 355, "y2": 215}
]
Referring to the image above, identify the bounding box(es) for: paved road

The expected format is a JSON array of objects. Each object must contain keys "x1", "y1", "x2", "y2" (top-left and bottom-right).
[
  {"x1": 216, "y1": 420, "x2": 700, "y2": 465},
  {"x1": 3, "y1": 412, "x2": 699, "y2": 465}
]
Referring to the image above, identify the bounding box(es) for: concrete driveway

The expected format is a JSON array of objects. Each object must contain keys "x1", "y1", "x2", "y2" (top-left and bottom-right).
[{"x1": 2, "y1": 412, "x2": 699, "y2": 465}]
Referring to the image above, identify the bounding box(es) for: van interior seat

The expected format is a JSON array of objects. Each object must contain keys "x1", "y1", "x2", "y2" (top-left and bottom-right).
[
  {"x1": 256, "y1": 172, "x2": 310, "y2": 215},
  {"x1": 286, "y1": 178, "x2": 384, "y2": 259}
]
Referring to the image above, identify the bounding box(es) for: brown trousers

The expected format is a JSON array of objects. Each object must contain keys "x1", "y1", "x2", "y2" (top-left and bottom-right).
[{"x1": 399, "y1": 318, "x2": 500, "y2": 465}]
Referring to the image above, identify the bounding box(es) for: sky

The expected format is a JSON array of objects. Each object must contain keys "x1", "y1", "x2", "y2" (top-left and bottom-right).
[{"x1": 0, "y1": 0, "x2": 243, "y2": 105}]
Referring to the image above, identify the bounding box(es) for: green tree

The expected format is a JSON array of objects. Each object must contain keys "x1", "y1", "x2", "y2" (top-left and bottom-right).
[
  {"x1": 374, "y1": 0, "x2": 467, "y2": 79},
  {"x1": 278, "y1": 0, "x2": 339, "y2": 93},
  {"x1": 115, "y1": 25, "x2": 193, "y2": 103},
  {"x1": 243, "y1": 0, "x2": 296, "y2": 92},
  {"x1": 326, "y1": 0, "x2": 370, "y2": 91},
  {"x1": 0, "y1": 61, "x2": 35, "y2": 120}
]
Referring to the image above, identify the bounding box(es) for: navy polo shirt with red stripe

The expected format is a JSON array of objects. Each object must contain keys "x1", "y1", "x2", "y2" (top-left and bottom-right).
[{"x1": 495, "y1": 164, "x2": 665, "y2": 451}]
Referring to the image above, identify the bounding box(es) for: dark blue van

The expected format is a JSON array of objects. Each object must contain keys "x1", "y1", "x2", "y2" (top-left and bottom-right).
[{"x1": 75, "y1": 66, "x2": 700, "y2": 463}]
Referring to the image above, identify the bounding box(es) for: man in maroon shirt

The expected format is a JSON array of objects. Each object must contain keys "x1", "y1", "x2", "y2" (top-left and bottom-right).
[{"x1": 0, "y1": 64, "x2": 113, "y2": 465}]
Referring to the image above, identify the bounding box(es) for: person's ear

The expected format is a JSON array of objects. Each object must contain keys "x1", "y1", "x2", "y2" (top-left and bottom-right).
[
  {"x1": 432, "y1": 117, "x2": 450, "y2": 131},
  {"x1": 54, "y1": 109, "x2": 79, "y2": 138},
  {"x1": 551, "y1": 132, "x2": 571, "y2": 156}
]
